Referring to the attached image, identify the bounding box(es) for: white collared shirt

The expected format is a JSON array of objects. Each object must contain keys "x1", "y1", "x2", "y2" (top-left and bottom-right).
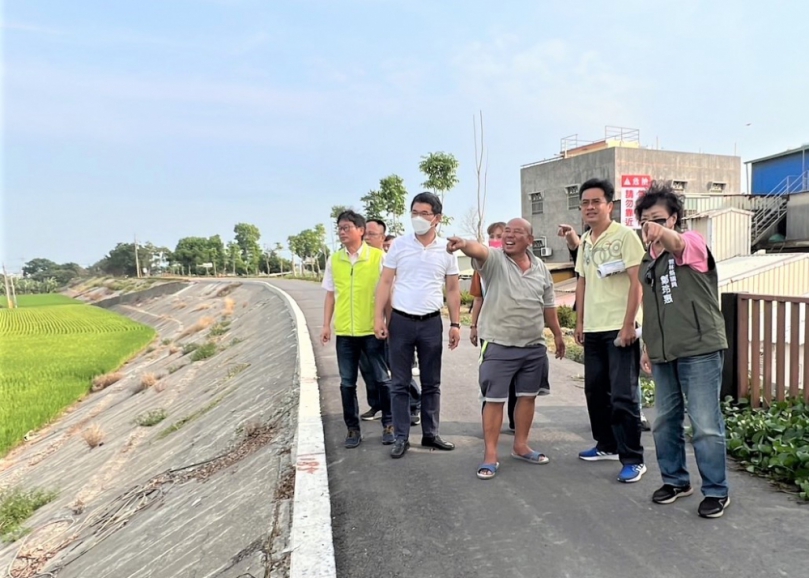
[{"x1": 383, "y1": 234, "x2": 460, "y2": 315}]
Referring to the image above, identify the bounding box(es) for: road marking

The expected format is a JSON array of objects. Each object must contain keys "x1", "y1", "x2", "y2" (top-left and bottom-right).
[{"x1": 261, "y1": 282, "x2": 337, "y2": 578}]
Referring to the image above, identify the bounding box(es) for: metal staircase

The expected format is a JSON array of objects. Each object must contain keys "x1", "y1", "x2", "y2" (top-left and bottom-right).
[{"x1": 750, "y1": 170, "x2": 808, "y2": 245}]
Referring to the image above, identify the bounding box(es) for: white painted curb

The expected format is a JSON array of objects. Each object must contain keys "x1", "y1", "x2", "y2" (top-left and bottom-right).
[{"x1": 262, "y1": 282, "x2": 337, "y2": 578}]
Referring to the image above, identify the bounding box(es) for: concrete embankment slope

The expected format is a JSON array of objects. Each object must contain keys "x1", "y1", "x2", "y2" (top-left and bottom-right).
[{"x1": 0, "y1": 281, "x2": 308, "y2": 578}]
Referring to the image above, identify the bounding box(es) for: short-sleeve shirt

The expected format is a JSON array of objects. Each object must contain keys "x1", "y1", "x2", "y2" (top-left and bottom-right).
[
  {"x1": 574, "y1": 221, "x2": 644, "y2": 333},
  {"x1": 650, "y1": 230, "x2": 710, "y2": 273},
  {"x1": 474, "y1": 249, "x2": 556, "y2": 347},
  {"x1": 384, "y1": 234, "x2": 460, "y2": 315}
]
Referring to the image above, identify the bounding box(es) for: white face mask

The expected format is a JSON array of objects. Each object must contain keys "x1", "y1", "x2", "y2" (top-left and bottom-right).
[{"x1": 411, "y1": 216, "x2": 433, "y2": 236}]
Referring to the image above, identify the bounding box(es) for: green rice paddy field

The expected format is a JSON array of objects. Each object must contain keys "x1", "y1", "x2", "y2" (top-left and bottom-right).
[{"x1": 0, "y1": 295, "x2": 155, "y2": 455}]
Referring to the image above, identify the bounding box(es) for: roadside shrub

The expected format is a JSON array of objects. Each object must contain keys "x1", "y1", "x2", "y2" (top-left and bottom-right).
[
  {"x1": 723, "y1": 398, "x2": 809, "y2": 500},
  {"x1": 182, "y1": 343, "x2": 199, "y2": 355},
  {"x1": 209, "y1": 320, "x2": 231, "y2": 336},
  {"x1": 460, "y1": 291, "x2": 474, "y2": 306},
  {"x1": 556, "y1": 306, "x2": 576, "y2": 329}
]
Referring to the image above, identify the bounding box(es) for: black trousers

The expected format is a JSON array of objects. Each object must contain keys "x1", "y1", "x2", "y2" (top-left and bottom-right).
[
  {"x1": 388, "y1": 311, "x2": 442, "y2": 441},
  {"x1": 583, "y1": 330, "x2": 643, "y2": 465}
]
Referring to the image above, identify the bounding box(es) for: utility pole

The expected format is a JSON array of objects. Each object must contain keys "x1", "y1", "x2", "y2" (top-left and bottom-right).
[
  {"x1": 2, "y1": 263, "x2": 14, "y2": 308},
  {"x1": 134, "y1": 235, "x2": 141, "y2": 278}
]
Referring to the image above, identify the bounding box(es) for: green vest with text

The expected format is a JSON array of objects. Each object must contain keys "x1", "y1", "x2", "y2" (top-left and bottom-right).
[{"x1": 332, "y1": 243, "x2": 384, "y2": 336}]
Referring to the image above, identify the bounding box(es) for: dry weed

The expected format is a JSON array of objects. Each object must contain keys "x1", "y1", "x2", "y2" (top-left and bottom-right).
[
  {"x1": 92, "y1": 372, "x2": 123, "y2": 392},
  {"x1": 174, "y1": 301, "x2": 188, "y2": 310},
  {"x1": 179, "y1": 316, "x2": 215, "y2": 338},
  {"x1": 223, "y1": 297, "x2": 235, "y2": 316},
  {"x1": 193, "y1": 303, "x2": 212, "y2": 311},
  {"x1": 154, "y1": 380, "x2": 167, "y2": 393},
  {"x1": 82, "y1": 424, "x2": 105, "y2": 449},
  {"x1": 242, "y1": 302, "x2": 248, "y2": 308},
  {"x1": 168, "y1": 344, "x2": 180, "y2": 354},
  {"x1": 141, "y1": 373, "x2": 158, "y2": 388}
]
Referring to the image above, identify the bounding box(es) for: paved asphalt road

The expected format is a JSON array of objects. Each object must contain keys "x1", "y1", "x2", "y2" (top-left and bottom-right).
[{"x1": 271, "y1": 280, "x2": 809, "y2": 578}]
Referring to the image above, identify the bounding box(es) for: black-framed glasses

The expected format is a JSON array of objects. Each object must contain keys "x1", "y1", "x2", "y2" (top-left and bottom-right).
[{"x1": 640, "y1": 217, "x2": 669, "y2": 227}]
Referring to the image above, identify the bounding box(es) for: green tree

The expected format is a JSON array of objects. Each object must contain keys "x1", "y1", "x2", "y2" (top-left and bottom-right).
[
  {"x1": 361, "y1": 174, "x2": 408, "y2": 235},
  {"x1": 234, "y1": 223, "x2": 262, "y2": 275},
  {"x1": 173, "y1": 237, "x2": 210, "y2": 273},
  {"x1": 227, "y1": 241, "x2": 245, "y2": 275},
  {"x1": 288, "y1": 225, "x2": 328, "y2": 275},
  {"x1": 22, "y1": 258, "x2": 59, "y2": 278},
  {"x1": 419, "y1": 152, "x2": 459, "y2": 229},
  {"x1": 96, "y1": 242, "x2": 161, "y2": 276}
]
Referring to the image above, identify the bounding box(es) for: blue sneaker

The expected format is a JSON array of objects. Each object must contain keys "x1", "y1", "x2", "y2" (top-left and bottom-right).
[
  {"x1": 578, "y1": 447, "x2": 620, "y2": 461},
  {"x1": 344, "y1": 430, "x2": 362, "y2": 449},
  {"x1": 381, "y1": 426, "x2": 395, "y2": 445},
  {"x1": 618, "y1": 463, "x2": 647, "y2": 483}
]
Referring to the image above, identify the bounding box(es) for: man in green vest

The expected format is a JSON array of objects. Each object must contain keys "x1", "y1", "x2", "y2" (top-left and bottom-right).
[
  {"x1": 321, "y1": 210, "x2": 394, "y2": 448},
  {"x1": 635, "y1": 181, "x2": 730, "y2": 518}
]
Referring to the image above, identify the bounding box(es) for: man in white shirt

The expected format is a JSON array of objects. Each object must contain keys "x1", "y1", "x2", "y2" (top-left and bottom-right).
[{"x1": 374, "y1": 192, "x2": 462, "y2": 459}]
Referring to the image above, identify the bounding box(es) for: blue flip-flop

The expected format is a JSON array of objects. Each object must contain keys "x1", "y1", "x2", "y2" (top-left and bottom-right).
[
  {"x1": 511, "y1": 450, "x2": 549, "y2": 465},
  {"x1": 476, "y1": 462, "x2": 500, "y2": 480}
]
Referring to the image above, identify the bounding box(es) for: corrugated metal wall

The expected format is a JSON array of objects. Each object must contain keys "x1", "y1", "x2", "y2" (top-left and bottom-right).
[
  {"x1": 684, "y1": 194, "x2": 762, "y2": 216},
  {"x1": 687, "y1": 210, "x2": 751, "y2": 261},
  {"x1": 751, "y1": 150, "x2": 808, "y2": 195},
  {"x1": 720, "y1": 257, "x2": 809, "y2": 297},
  {"x1": 786, "y1": 191, "x2": 809, "y2": 241}
]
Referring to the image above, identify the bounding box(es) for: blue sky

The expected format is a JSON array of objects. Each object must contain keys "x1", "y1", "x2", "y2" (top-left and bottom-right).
[{"x1": 2, "y1": 0, "x2": 808, "y2": 269}]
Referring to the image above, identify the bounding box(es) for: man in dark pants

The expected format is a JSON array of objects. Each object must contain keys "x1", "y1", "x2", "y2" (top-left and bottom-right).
[
  {"x1": 573, "y1": 178, "x2": 646, "y2": 483},
  {"x1": 374, "y1": 192, "x2": 462, "y2": 459},
  {"x1": 320, "y1": 210, "x2": 393, "y2": 448},
  {"x1": 559, "y1": 223, "x2": 650, "y2": 432},
  {"x1": 360, "y1": 224, "x2": 423, "y2": 425}
]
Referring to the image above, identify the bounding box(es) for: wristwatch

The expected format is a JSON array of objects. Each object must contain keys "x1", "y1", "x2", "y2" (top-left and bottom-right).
[{"x1": 450, "y1": 323, "x2": 461, "y2": 329}]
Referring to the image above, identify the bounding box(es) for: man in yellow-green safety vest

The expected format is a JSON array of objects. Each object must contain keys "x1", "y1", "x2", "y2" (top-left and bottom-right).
[{"x1": 320, "y1": 210, "x2": 394, "y2": 448}]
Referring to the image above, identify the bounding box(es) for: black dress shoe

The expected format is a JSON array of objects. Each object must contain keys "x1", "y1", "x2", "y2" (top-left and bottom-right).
[
  {"x1": 391, "y1": 439, "x2": 410, "y2": 459},
  {"x1": 421, "y1": 435, "x2": 455, "y2": 451}
]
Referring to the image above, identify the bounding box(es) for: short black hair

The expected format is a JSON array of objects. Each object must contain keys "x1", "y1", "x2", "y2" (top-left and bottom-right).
[
  {"x1": 579, "y1": 178, "x2": 615, "y2": 203},
  {"x1": 336, "y1": 209, "x2": 366, "y2": 230},
  {"x1": 367, "y1": 218, "x2": 387, "y2": 233},
  {"x1": 634, "y1": 181, "x2": 685, "y2": 228},
  {"x1": 411, "y1": 192, "x2": 442, "y2": 215},
  {"x1": 384, "y1": 234, "x2": 395, "y2": 241},
  {"x1": 487, "y1": 222, "x2": 506, "y2": 235}
]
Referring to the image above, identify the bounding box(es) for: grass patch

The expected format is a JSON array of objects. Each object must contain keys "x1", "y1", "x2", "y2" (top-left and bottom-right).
[
  {"x1": 182, "y1": 343, "x2": 199, "y2": 355},
  {"x1": 157, "y1": 390, "x2": 231, "y2": 439},
  {"x1": 0, "y1": 303, "x2": 154, "y2": 455},
  {"x1": 0, "y1": 294, "x2": 79, "y2": 308},
  {"x1": 0, "y1": 487, "x2": 58, "y2": 543},
  {"x1": 208, "y1": 320, "x2": 231, "y2": 336},
  {"x1": 215, "y1": 283, "x2": 241, "y2": 298},
  {"x1": 191, "y1": 341, "x2": 218, "y2": 361},
  {"x1": 161, "y1": 338, "x2": 172, "y2": 346},
  {"x1": 724, "y1": 398, "x2": 809, "y2": 499},
  {"x1": 226, "y1": 363, "x2": 250, "y2": 379},
  {"x1": 135, "y1": 408, "x2": 168, "y2": 427}
]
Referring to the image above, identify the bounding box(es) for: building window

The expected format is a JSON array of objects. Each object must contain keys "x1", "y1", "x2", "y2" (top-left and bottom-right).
[
  {"x1": 566, "y1": 185, "x2": 580, "y2": 210},
  {"x1": 530, "y1": 192, "x2": 544, "y2": 214},
  {"x1": 709, "y1": 181, "x2": 727, "y2": 193},
  {"x1": 672, "y1": 180, "x2": 688, "y2": 192}
]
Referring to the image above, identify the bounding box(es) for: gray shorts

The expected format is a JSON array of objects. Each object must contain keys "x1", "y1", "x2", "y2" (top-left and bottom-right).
[{"x1": 479, "y1": 342, "x2": 549, "y2": 402}]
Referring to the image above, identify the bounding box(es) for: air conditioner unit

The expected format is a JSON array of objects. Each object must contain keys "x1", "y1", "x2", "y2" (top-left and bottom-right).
[{"x1": 539, "y1": 247, "x2": 552, "y2": 257}]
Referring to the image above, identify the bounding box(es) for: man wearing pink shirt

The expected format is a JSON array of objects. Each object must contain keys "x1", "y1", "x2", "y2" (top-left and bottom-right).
[{"x1": 636, "y1": 181, "x2": 730, "y2": 519}]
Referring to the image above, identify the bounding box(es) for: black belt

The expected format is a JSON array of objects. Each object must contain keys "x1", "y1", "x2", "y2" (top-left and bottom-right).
[{"x1": 393, "y1": 309, "x2": 440, "y2": 321}]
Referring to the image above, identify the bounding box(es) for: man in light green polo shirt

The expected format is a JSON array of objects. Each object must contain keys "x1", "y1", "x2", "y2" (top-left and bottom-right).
[
  {"x1": 574, "y1": 178, "x2": 646, "y2": 484},
  {"x1": 447, "y1": 218, "x2": 566, "y2": 480}
]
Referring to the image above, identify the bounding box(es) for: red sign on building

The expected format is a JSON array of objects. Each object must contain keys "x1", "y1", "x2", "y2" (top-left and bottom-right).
[{"x1": 620, "y1": 175, "x2": 651, "y2": 229}]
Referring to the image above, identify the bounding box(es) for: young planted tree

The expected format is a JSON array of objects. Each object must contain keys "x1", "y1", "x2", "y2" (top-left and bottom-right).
[
  {"x1": 361, "y1": 174, "x2": 408, "y2": 235},
  {"x1": 233, "y1": 223, "x2": 262, "y2": 275},
  {"x1": 472, "y1": 111, "x2": 488, "y2": 243},
  {"x1": 419, "y1": 152, "x2": 459, "y2": 232}
]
